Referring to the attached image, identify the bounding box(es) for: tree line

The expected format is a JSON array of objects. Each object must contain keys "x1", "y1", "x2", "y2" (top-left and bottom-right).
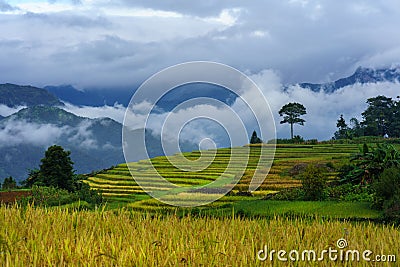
[
  {"x1": 250, "y1": 95, "x2": 400, "y2": 143},
  {"x1": 335, "y1": 95, "x2": 400, "y2": 139}
]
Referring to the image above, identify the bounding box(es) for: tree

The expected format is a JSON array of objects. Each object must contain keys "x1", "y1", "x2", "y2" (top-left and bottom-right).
[
  {"x1": 349, "y1": 117, "x2": 363, "y2": 138},
  {"x1": 279, "y1": 102, "x2": 307, "y2": 139},
  {"x1": 390, "y1": 96, "x2": 400, "y2": 137},
  {"x1": 22, "y1": 169, "x2": 42, "y2": 188},
  {"x1": 334, "y1": 114, "x2": 349, "y2": 139},
  {"x1": 2, "y1": 176, "x2": 17, "y2": 191},
  {"x1": 250, "y1": 130, "x2": 262, "y2": 144},
  {"x1": 38, "y1": 145, "x2": 75, "y2": 191},
  {"x1": 361, "y1": 96, "x2": 393, "y2": 136}
]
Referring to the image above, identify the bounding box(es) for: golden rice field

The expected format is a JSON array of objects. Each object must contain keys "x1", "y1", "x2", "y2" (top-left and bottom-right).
[{"x1": 1, "y1": 205, "x2": 399, "y2": 266}]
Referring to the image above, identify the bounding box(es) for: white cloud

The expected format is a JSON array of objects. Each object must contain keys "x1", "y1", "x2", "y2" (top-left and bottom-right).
[
  {"x1": 67, "y1": 119, "x2": 98, "y2": 149},
  {"x1": 0, "y1": 119, "x2": 67, "y2": 147},
  {"x1": 0, "y1": 104, "x2": 25, "y2": 117},
  {"x1": 0, "y1": 117, "x2": 101, "y2": 149},
  {"x1": 250, "y1": 30, "x2": 269, "y2": 38},
  {"x1": 63, "y1": 102, "x2": 126, "y2": 123},
  {"x1": 206, "y1": 8, "x2": 242, "y2": 27}
]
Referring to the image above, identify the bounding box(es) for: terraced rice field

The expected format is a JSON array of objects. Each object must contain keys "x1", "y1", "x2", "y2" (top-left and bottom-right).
[{"x1": 85, "y1": 144, "x2": 360, "y2": 211}]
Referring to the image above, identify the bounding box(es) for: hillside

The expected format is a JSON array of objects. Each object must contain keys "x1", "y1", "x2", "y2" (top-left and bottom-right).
[
  {"x1": 85, "y1": 143, "x2": 359, "y2": 210},
  {"x1": 0, "y1": 106, "x2": 124, "y2": 181},
  {"x1": 0, "y1": 83, "x2": 63, "y2": 107}
]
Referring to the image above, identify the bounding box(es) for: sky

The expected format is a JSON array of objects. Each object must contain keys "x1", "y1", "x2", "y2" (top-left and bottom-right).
[
  {"x1": 1, "y1": 0, "x2": 400, "y2": 88},
  {"x1": 1, "y1": 0, "x2": 400, "y2": 142}
]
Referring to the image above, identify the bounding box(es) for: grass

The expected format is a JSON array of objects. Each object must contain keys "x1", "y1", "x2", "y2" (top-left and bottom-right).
[
  {"x1": 1, "y1": 204, "x2": 398, "y2": 266},
  {"x1": 232, "y1": 200, "x2": 382, "y2": 219}
]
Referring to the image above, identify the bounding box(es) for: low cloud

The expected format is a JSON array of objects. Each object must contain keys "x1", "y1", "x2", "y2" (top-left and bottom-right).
[
  {"x1": 0, "y1": 118, "x2": 99, "y2": 149},
  {"x1": 63, "y1": 102, "x2": 126, "y2": 123},
  {"x1": 0, "y1": 104, "x2": 26, "y2": 117},
  {"x1": 67, "y1": 120, "x2": 98, "y2": 149},
  {"x1": 0, "y1": 119, "x2": 67, "y2": 147}
]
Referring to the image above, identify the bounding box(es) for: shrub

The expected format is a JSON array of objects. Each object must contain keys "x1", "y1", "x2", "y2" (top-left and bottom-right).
[
  {"x1": 75, "y1": 180, "x2": 103, "y2": 205},
  {"x1": 300, "y1": 164, "x2": 327, "y2": 200},
  {"x1": 19, "y1": 186, "x2": 78, "y2": 207},
  {"x1": 325, "y1": 183, "x2": 374, "y2": 202},
  {"x1": 373, "y1": 167, "x2": 400, "y2": 220},
  {"x1": 19, "y1": 184, "x2": 103, "y2": 207}
]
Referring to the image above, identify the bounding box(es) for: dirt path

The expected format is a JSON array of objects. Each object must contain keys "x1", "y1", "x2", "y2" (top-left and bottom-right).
[{"x1": 0, "y1": 191, "x2": 31, "y2": 204}]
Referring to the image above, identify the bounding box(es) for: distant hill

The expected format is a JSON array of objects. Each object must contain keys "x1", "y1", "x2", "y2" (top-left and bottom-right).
[
  {"x1": 0, "y1": 83, "x2": 63, "y2": 107},
  {"x1": 45, "y1": 85, "x2": 134, "y2": 106},
  {"x1": 299, "y1": 66, "x2": 400, "y2": 93}
]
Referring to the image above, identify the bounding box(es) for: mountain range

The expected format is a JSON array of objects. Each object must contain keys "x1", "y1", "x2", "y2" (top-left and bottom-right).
[{"x1": 299, "y1": 66, "x2": 400, "y2": 93}]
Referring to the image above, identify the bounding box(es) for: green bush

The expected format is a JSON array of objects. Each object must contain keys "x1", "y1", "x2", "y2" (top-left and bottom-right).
[
  {"x1": 300, "y1": 164, "x2": 327, "y2": 200},
  {"x1": 325, "y1": 183, "x2": 374, "y2": 202},
  {"x1": 75, "y1": 181, "x2": 103, "y2": 205},
  {"x1": 19, "y1": 184, "x2": 103, "y2": 207},
  {"x1": 373, "y1": 167, "x2": 400, "y2": 220},
  {"x1": 20, "y1": 186, "x2": 78, "y2": 206},
  {"x1": 267, "y1": 188, "x2": 305, "y2": 201}
]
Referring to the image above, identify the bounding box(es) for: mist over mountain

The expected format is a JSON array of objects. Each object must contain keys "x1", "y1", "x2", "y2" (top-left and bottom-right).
[
  {"x1": 299, "y1": 66, "x2": 400, "y2": 93},
  {"x1": 0, "y1": 104, "x2": 195, "y2": 182},
  {"x1": 0, "y1": 106, "x2": 124, "y2": 181}
]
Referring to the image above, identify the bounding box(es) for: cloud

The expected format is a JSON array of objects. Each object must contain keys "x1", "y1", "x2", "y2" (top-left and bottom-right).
[
  {"x1": 0, "y1": 117, "x2": 100, "y2": 149},
  {"x1": 0, "y1": 119, "x2": 67, "y2": 147},
  {"x1": 115, "y1": 0, "x2": 237, "y2": 17},
  {"x1": 0, "y1": 104, "x2": 26, "y2": 117},
  {"x1": 63, "y1": 102, "x2": 126, "y2": 123},
  {"x1": 1, "y1": 1, "x2": 400, "y2": 88},
  {"x1": 67, "y1": 120, "x2": 98, "y2": 149}
]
